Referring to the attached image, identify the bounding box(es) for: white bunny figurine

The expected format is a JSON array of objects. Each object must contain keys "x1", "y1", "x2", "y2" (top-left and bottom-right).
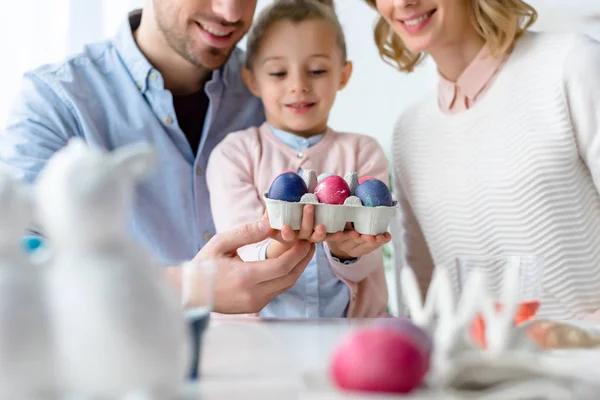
[
  {"x1": 36, "y1": 138, "x2": 190, "y2": 399},
  {"x1": 0, "y1": 170, "x2": 56, "y2": 399}
]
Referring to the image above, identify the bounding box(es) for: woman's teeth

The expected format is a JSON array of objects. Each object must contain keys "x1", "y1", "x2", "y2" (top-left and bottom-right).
[{"x1": 404, "y1": 11, "x2": 434, "y2": 27}]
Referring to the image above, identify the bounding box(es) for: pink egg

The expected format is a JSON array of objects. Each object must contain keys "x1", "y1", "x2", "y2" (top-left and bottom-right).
[
  {"x1": 358, "y1": 176, "x2": 375, "y2": 184},
  {"x1": 373, "y1": 318, "x2": 432, "y2": 373},
  {"x1": 314, "y1": 175, "x2": 351, "y2": 205},
  {"x1": 330, "y1": 327, "x2": 427, "y2": 394}
]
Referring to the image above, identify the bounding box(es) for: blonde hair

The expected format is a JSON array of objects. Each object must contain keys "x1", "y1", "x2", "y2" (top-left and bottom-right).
[
  {"x1": 245, "y1": 0, "x2": 347, "y2": 69},
  {"x1": 363, "y1": 0, "x2": 538, "y2": 72}
]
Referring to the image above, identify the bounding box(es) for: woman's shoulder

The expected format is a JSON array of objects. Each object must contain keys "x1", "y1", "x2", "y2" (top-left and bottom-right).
[
  {"x1": 518, "y1": 30, "x2": 600, "y2": 82},
  {"x1": 516, "y1": 30, "x2": 596, "y2": 61}
]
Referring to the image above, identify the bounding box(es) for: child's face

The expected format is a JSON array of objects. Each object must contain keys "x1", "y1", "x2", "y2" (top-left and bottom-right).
[{"x1": 243, "y1": 19, "x2": 352, "y2": 137}]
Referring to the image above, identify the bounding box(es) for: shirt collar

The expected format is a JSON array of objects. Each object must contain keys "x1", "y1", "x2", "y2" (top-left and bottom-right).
[
  {"x1": 267, "y1": 123, "x2": 325, "y2": 151},
  {"x1": 437, "y1": 44, "x2": 508, "y2": 109},
  {"x1": 112, "y1": 9, "x2": 235, "y2": 93},
  {"x1": 112, "y1": 10, "x2": 153, "y2": 93}
]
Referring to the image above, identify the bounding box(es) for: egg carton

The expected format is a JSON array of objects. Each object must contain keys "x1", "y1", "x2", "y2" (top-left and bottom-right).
[{"x1": 264, "y1": 170, "x2": 398, "y2": 235}]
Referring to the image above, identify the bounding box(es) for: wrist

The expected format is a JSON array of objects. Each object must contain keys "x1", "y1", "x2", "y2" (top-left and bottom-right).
[{"x1": 326, "y1": 242, "x2": 353, "y2": 262}]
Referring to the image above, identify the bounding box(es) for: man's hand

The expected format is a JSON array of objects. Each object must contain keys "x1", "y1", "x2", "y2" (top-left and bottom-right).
[
  {"x1": 167, "y1": 219, "x2": 315, "y2": 314},
  {"x1": 266, "y1": 204, "x2": 326, "y2": 259}
]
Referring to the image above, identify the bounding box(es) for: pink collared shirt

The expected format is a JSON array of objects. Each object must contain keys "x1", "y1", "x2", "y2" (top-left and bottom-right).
[{"x1": 438, "y1": 44, "x2": 509, "y2": 113}]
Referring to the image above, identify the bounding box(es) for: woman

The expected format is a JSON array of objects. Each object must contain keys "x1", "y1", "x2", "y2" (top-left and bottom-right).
[{"x1": 364, "y1": 0, "x2": 600, "y2": 320}]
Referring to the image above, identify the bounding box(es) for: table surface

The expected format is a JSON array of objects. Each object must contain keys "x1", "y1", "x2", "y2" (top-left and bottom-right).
[{"x1": 182, "y1": 317, "x2": 600, "y2": 400}]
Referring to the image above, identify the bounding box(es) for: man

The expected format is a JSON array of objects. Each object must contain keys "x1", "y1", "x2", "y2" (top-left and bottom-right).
[{"x1": 0, "y1": 0, "x2": 315, "y2": 314}]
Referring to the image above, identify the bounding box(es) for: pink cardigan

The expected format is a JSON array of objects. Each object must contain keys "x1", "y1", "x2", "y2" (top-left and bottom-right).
[{"x1": 206, "y1": 122, "x2": 390, "y2": 318}]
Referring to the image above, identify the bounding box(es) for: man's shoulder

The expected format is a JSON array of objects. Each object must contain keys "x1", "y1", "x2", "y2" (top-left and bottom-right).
[{"x1": 23, "y1": 38, "x2": 120, "y2": 96}]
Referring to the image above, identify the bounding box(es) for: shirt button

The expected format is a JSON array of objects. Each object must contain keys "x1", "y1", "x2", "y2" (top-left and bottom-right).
[
  {"x1": 296, "y1": 152, "x2": 304, "y2": 159},
  {"x1": 203, "y1": 232, "x2": 213, "y2": 241},
  {"x1": 352, "y1": 293, "x2": 357, "y2": 301},
  {"x1": 136, "y1": 82, "x2": 143, "y2": 89},
  {"x1": 149, "y1": 72, "x2": 158, "y2": 80},
  {"x1": 163, "y1": 116, "x2": 173, "y2": 125},
  {"x1": 195, "y1": 167, "x2": 202, "y2": 176}
]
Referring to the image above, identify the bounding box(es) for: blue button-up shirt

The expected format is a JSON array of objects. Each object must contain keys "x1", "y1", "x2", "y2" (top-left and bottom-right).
[
  {"x1": 0, "y1": 11, "x2": 265, "y2": 265},
  {"x1": 258, "y1": 124, "x2": 351, "y2": 318}
]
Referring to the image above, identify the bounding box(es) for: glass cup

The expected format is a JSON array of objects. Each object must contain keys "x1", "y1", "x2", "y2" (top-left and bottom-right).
[
  {"x1": 180, "y1": 260, "x2": 216, "y2": 380},
  {"x1": 456, "y1": 255, "x2": 544, "y2": 348}
]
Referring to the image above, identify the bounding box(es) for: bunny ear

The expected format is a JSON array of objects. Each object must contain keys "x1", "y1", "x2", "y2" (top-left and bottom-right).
[
  {"x1": 480, "y1": 262, "x2": 522, "y2": 354},
  {"x1": 111, "y1": 142, "x2": 157, "y2": 181},
  {"x1": 64, "y1": 137, "x2": 89, "y2": 153},
  {"x1": 435, "y1": 266, "x2": 455, "y2": 319},
  {"x1": 455, "y1": 268, "x2": 486, "y2": 328},
  {"x1": 500, "y1": 256, "x2": 521, "y2": 320}
]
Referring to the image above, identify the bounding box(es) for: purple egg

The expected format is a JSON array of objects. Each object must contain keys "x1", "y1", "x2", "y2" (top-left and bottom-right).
[
  {"x1": 267, "y1": 172, "x2": 308, "y2": 202},
  {"x1": 374, "y1": 317, "x2": 432, "y2": 358},
  {"x1": 355, "y1": 178, "x2": 393, "y2": 207}
]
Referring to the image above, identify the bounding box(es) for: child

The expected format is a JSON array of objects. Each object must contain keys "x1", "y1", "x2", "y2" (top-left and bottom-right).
[{"x1": 206, "y1": 0, "x2": 391, "y2": 318}]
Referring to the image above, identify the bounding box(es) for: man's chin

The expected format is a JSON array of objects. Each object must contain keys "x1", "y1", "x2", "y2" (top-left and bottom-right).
[{"x1": 188, "y1": 47, "x2": 235, "y2": 71}]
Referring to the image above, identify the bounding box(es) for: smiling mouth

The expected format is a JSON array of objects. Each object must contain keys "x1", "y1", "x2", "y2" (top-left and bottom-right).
[
  {"x1": 195, "y1": 22, "x2": 234, "y2": 39},
  {"x1": 286, "y1": 102, "x2": 315, "y2": 107},
  {"x1": 400, "y1": 9, "x2": 437, "y2": 27}
]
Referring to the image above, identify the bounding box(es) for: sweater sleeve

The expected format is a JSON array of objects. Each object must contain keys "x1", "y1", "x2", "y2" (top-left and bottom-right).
[
  {"x1": 325, "y1": 136, "x2": 390, "y2": 283},
  {"x1": 392, "y1": 159, "x2": 435, "y2": 299},
  {"x1": 564, "y1": 34, "x2": 600, "y2": 189},
  {"x1": 206, "y1": 130, "x2": 266, "y2": 261},
  {"x1": 562, "y1": 34, "x2": 600, "y2": 318}
]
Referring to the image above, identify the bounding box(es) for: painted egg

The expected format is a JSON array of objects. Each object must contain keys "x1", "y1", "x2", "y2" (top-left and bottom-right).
[
  {"x1": 358, "y1": 175, "x2": 375, "y2": 184},
  {"x1": 374, "y1": 318, "x2": 432, "y2": 372},
  {"x1": 329, "y1": 326, "x2": 428, "y2": 394},
  {"x1": 267, "y1": 172, "x2": 308, "y2": 202},
  {"x1": 317, "y1": 172, "x2": 334, "y2": 182},
  {"x1": 314, "y1": 175, "x2": 351, "y2": 205},
  {"x1": 354, "y1": 178, "x2": 393, "y2": 207}
]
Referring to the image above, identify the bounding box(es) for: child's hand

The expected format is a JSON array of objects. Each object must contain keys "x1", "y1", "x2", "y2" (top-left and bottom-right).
[
  {"x1": 265, "y1": 204, "x2": 327, "y2": 259},
  {"x1": 325, "y1": 223, "x2": 391, "y2": 261}
]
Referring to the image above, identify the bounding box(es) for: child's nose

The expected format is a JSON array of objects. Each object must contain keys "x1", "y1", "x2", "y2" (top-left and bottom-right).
[{"x1": 289, "y1": 75, "x2": 309, "y2": 93}]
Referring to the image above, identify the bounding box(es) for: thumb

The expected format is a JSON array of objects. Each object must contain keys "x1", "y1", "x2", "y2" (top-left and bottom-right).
[{"x1": 208, "y1": 219, "x2": 274, "y2": 256}]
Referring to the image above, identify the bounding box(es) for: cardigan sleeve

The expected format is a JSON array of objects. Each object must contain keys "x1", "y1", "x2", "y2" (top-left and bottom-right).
[
  {"x1": 205, "y1": 129, "x2": 266, "y2": 261},
  {"x1": 562, "y1": 34, "x2": 600, "y2": 318}
]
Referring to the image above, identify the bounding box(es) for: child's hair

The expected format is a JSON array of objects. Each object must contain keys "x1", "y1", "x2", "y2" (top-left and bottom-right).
[
  {"x1": 363, "y1": 0, "x2": 538, "y2": 72},
  {"x1": 244, "y1": 0, "x2": 347, "y2": 70}
]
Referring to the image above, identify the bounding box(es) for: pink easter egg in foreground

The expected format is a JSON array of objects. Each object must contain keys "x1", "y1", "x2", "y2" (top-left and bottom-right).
[
  {"x1": 374, "y1": 318, "x2": 432, "y2": 373},
  {"x1": 329, "y1": 326, "x2": 427, "y2": 394},
  {"x1": 358, "y1": 176, "x2": 375, "y2": 184},
  {"x1": 314, "y1": 175, "x2": 350, "y2": 205}
]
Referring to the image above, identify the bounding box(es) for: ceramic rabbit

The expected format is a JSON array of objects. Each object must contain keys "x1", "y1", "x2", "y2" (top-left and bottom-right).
[
  {"x1": 0, "y1": 170, "x2": 56, "y2": 399},
  {"x1": 36, "y1": 138, "x2": 190, "y2": 399}
]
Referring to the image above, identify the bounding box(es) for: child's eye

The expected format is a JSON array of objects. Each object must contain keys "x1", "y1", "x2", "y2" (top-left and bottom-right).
[
  {"x1": 269, "y1": 72, "x2": 286, "y2": 77},
  {"x1": 310, "y1": 69, "x2": 328, "y2": 76}
]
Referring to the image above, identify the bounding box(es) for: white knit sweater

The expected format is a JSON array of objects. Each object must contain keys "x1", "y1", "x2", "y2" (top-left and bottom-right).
[{"x1": 393, "y1": 31, "x2": 600, "y2": 320}]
